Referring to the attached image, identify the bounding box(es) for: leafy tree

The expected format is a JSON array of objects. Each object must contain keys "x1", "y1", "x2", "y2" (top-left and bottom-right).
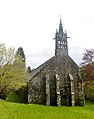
[
  {"x1": 85, "y1": 81, "x2": 94, "y2": 101},
  {"x1": 17, "y1": 47, "x2": 26, "y2": 62},
  {"x1": 0, "y1": 56, "x2": 28, "y2": 99},
  {"x1": 80, "y1": 49, "x2": 94, "y2": 101},
  {"x1": 80, "y1": 63, "x2": 94, "y2": 82},
  {"x1": 0, "y1": 43, "x2": 15, "y2": 67},
  {"x1": 0, "y1": 44, "x2": 28, "y2": 99}
]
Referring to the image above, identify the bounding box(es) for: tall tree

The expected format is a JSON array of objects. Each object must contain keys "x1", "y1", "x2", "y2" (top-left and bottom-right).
[
  {"x1": 17, "y1": 47, "x2": 26, "y2": 62},
  {"x1": 0, "y1": 57, "x2": 28, "y2": 99},
  {"x1": 0, "y1": 44, "x2": 28, "y2": 99},
  {"x1": 80, "y1": 49, "x2": 94, "y2": 101}
]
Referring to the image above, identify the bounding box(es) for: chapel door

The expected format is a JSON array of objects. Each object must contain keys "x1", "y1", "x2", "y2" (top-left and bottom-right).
[{"x1": 61, "y1": 95, "x2": 67, "y2": 106}]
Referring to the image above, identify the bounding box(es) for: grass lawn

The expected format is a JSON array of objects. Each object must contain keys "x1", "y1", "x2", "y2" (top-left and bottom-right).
[{"x1": 0, "y1": 99, "x2": 94, "y2": 119}]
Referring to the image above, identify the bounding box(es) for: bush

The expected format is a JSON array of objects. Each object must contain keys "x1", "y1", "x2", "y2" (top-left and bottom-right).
[
  {"x1": 6, "y1": 85, "x2": 28, "y2": 103},
  {"x1": 6, "y1": 92, "x2": 23, "y2": 103},
  {"x1": 85, "y1": 81, "x2": 94, "y2": 101}
]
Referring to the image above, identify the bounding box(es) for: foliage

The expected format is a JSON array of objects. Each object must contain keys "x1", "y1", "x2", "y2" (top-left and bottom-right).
[
  {"x1": 15, "y1": 85, "x2": 28, "y2": 103},
  {"x1": 0, "y1": 44, "x2": 28, "y2": 99},
  {"x1": 6, "y1": 85, "x2": 28, "y2": 103},
  {"x1": 0, "y1": 43, "x2": 15, "y2": 67},
  {"x1": 0, "y1": 57, "x2": 28, "y2": 99},
  {"x1": 17, "y1": 47, "x2": 26, "y2": 62},
  {"x1": 80, "y1": 49, "x2": 94, "y2": 101},
  {"x1": 6, "y1": 92, "x2": 24, "y2": 103},
  {"x1": 80, "y1": 63, "x2": 94, "y2": 82},
  {"x1": 0, "y1": 99, "x2": 94, "y2": 119},
  {"x1": 81, "y1": 49, "x2": 94, "y2": 66},
  {"x1": 85, "y1": 81, "x2": 94, "y2": 101}
]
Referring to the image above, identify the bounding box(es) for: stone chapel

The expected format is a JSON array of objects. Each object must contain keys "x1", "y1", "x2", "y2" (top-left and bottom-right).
[{"x1": 28, "y1": 19, "x2": 84, "y2": 106}]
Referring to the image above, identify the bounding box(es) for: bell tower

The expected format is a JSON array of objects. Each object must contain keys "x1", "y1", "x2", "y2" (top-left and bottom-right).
[{"x1": 54, "y1": 19, "x2": 69, "y2": 56}]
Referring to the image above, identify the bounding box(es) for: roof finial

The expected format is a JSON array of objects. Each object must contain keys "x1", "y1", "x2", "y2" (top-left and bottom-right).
[
  {"x1": 59, "y1": 15, "x2": 62, "y2": 25},
  {"x1": 59, "y1": 15, "x2": 63, "y2": 32},
  {"x1": 60, "y1": 15, "x2": 62, "y2": 19},
  {"x1": 60, "y1": 15, "x2": 62, "y2": 20}
]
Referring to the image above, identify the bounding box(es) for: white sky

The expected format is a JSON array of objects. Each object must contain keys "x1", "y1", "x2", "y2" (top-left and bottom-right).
[{"x1": 0, "y1": 0, "x2": 94, "y2": 68}]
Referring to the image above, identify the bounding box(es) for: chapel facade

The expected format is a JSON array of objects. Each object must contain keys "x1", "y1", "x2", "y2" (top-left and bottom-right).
[{"x1": 28, "y1": 19, "x2": 84, "y2": 106}]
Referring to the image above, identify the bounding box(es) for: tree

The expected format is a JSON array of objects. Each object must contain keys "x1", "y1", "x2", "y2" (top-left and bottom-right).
[
  {"x1": 16, "y1": 47, "x2": 26, "y2": 62},
  {"x1": 80, "y1": 49, "x2": 94, "y2": 101},
  {"x1": 80, "y1": 63, "x2": 94, "y2": 82},
  {"x1": 81, "y1": 49, "x2": 94, "y2": 66},
  {"x1": 85, "y1": 80, "x2": 94, "y2": 101},
  {"x1": 0, "y1": 44, "x2": 28, "y2": 99},
  {"x1": 0, "y1": 43, "x2": 15, "y2": 67},
  {"x1": 27, "y1": 66, "x2": 32, "y2": 73}
]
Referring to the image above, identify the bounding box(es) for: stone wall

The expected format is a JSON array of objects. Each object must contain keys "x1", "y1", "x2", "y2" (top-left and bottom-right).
[
  {"x1": 28, "y1": 71, "x2": 46, "y2": 105},
  {"x1": 28, "y1": 55, "x2": 84, "y2": 106}
]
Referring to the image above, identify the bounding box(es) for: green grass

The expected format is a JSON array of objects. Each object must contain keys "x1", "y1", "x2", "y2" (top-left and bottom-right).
[{"x1": 0, "y1": 100, "x2": 94, "y2": 119}]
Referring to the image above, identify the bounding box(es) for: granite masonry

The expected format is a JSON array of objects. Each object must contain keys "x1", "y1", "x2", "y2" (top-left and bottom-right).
[{"x1": 28, "y1": 19, "x2": 85, "y2": 106}]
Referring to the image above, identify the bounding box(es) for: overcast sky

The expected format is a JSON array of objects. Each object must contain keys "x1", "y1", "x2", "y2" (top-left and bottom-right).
[{"x1": 0, "y1": 0, "x2": 94, "y2": 68}]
